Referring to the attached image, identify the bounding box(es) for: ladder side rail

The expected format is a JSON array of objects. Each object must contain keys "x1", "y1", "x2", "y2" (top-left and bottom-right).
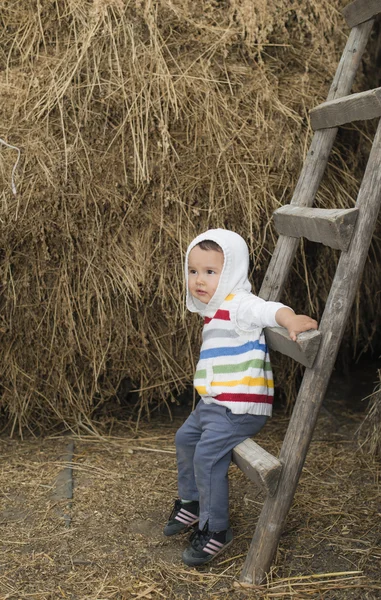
[
  {"x1": 259, "y1": 20, "x2": 373, "y2": 302},
  {"x1": 240, "y1": 117, "x2": 381, "y2": 586}
]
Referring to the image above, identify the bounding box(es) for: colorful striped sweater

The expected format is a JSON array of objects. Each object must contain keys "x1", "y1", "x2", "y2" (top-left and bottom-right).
[{"x1": 194, "y1": 293, "x2": 275, "y2": 416}]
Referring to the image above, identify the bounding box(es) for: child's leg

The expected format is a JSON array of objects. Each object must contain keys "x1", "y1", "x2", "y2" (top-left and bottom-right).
[
  {"x1": 163, "y1": 403, "x2": 204, "y2": 536},
  {"x1": 175, "y1": 401, "x2": 204, "y2": 501},
  {"x1": 194, "y1": 403, "x2": 267, "y2": 532}
]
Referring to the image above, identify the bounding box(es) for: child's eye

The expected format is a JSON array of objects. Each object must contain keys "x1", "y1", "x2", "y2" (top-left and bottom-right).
[
  {"x1": 207, "y1": 270, "x2": 215, "y2": 275},
  {"x1": 189, "y1": 269, "x2": 197, "y2": 274}
]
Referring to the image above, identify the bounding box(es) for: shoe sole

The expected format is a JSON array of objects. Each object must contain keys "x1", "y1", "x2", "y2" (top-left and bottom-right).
[{"x1": 182, "y1": 537, "x2": 234, "y2": 567}]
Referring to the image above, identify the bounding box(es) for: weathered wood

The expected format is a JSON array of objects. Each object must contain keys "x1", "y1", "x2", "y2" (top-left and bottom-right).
[
  {"x1": 52, "y1": 440, "x2": 74, "y2": 528},
  {"x1": 343, "y1": 0, "x2": 381, "y2": 28},
  {"x1": 273, "y1": 206, "x2": 359, "y2": 250},
  {"x1": 259, "y1": 20, "x2": 374, "y2": 302},
  {"x1": 310, "y1": 87, "x2": 381, "y2": 130},
  {"x1": 232, "y1": 439, "x2": 282, "y2": 497},
  {"x1": 265, "y1": 327, "x2": 321, "y2": 368},
  {"x1": 240, "y1": 117, "x2": 381, "y2": 586}
]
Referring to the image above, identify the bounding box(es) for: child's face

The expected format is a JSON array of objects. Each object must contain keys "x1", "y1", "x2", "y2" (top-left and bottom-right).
[{"x1": 188, "y1": 245, "x2": 224, "y2": 304}]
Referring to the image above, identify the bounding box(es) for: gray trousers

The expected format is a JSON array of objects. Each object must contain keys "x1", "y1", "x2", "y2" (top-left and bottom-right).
[{"x1": 175, "y1": 400, "x2": 267, "y2": 531}]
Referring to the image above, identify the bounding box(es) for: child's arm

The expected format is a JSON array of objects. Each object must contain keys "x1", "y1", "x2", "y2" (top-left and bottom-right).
[{"x1": 275, "y1": 308, "x2": 318, "y2": 342}]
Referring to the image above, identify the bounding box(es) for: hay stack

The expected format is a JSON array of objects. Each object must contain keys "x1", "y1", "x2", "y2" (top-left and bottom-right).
[
  {"x1": 359, "y1": 369, "x2": 381, "y2": 458},
  {"x1": 0, "y1": 0, "x2": 380, "y2": 433}
]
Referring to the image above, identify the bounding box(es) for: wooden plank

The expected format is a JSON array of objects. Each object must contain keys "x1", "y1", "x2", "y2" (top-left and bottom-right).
[
  {"x1": 265, "y1": 327, "x2": 321, "y2": 368},
  {"x1": 259, "y1": 20, "x2": 374, "y2": 303},
  {"x1": 343, "y1": 0, "x2": 381, "y2": 28},
  {"x1": 240, "y1": 117, "x2": 381, "y2": 586},
  {"x1": 310, "y1": 87, "x2": 381, "y2": 130},
  {"x1": 273, "y1": 206, "x2": 359, "y2": 250},
  {"x1": 52, "y1": 440, "x2": 74, "y2": 528},
  {"x1": 233, "y1": 439, "x2": 283, "y2": 497}
]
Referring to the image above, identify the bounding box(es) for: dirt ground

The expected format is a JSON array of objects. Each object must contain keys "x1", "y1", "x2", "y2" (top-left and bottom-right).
[{"x1": 0, "y1": 369, "x2": 380, "y2": 600}]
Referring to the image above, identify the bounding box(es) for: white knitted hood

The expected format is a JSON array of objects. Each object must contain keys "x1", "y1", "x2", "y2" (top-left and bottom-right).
[{"x1": 185, "y1": 228, "x2": 252, "y2": 318}]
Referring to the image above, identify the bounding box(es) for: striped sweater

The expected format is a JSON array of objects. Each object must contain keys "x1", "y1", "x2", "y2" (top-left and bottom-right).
[{"x1": 194, "y1": 294, "x2": 274, "y2": 416}]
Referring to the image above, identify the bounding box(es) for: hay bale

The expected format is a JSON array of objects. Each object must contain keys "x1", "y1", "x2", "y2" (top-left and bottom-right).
[
  {"x1": 358, "y1": 370, "x2": 381, "y2": 458},
  {"x1": 0, "y1": 0, "x2": 380, "y2": 432}
]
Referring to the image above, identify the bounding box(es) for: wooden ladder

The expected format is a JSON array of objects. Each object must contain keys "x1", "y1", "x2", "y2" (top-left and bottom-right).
[{"x1": 231, "y1": 0, "x2": 381, "y2": 586}]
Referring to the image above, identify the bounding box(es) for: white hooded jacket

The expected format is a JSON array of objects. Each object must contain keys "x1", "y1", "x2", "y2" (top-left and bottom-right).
[{"x1": 185, "y1": 229, "x2": 288, "y2": 415}]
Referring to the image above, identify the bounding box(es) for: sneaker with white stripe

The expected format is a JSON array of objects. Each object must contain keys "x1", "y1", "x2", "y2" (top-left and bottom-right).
[
  {"x1": 182, "y1": 525, "x2": 233, "y2": 566},
  {"x1": 163, "y1": 499, "x2": 200, "y2": 536}
]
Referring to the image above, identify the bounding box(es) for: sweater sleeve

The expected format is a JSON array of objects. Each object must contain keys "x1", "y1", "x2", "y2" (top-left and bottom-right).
[{"x1": 235, "y1": 294, "x2": 293, "y2": 330}]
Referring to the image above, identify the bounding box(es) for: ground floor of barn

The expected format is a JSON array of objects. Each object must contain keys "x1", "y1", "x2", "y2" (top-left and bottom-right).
[{"x1": 1, "y1": 365, "x2": 380, "y2": 599}]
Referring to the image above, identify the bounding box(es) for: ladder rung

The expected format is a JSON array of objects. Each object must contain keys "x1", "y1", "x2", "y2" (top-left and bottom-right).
[
  {"x1": 232, "y1": 438, "x2": 282, "y2": 497},
  {"x1": 310, "y1": 87, "x2": 381, "y2": 130},
  {"x1": 265, "y1": 327, "x2": 321, "y2": 368},
  {"x1": 342, "y1": 0, "x2": 381, "y2": 29},
  {"x1": 273, "y1": 206, "x2": 359, "y2": 251}
]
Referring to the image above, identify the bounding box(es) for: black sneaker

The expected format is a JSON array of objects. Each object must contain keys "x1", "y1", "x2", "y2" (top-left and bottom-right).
[
  {"x1": 163, "y1": 499, "x2": 199, "y2": 536},
  {"x1": 182, "y1": 525, "x2": 233, "y2": 566}
]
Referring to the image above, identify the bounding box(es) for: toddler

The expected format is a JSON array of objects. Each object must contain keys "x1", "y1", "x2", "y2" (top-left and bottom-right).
[{"x1": 164, "y1": 229, "x2": 317, "y2": 567}]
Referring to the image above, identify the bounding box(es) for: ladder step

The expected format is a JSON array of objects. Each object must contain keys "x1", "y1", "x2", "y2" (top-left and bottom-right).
[
  {"x1": 342, "y1": 0, "x2": 381, "y2": 29},
  {"x1": 232, "y1": 438, "x2": 282, "y2": 497},
  {"x1": 310, "y1": 87, "x2": 381, "y2": 130},
  {"x1": 273, "y1": 206, "x2": 359, "y2": 251},
  {"x1": 265, "y1": 327, "x2": 321, "y2": 368}
]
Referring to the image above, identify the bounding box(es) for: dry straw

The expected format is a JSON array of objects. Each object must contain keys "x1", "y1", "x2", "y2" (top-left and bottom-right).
[
  {"x1": 1, "y1": 417, "x2": 380, "y2": 597},
  {"x1": 358, "y1": 369, "x2": 381, "y2": 458},
  {"x1": 0, "y1": 0, "x2": 380, "y2": 433}
]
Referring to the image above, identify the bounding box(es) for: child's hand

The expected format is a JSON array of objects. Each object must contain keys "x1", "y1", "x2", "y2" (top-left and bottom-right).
[
  {"x1": 275, "y1": 308, "x2": 318, "y2": 341},
  {"x1": 285, "y1": 314, "x2": 318, "y2": 342}
]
